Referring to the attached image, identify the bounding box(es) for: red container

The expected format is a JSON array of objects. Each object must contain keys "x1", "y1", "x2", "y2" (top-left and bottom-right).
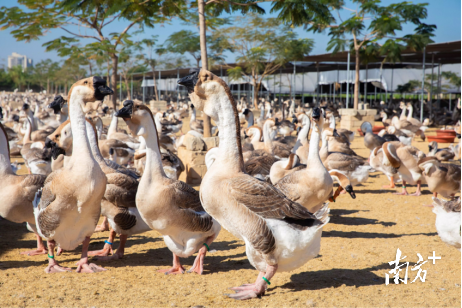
[
  {"x1": 427, "y1": 135, "x2": 455, "y2": 143},
  {"x1": 436, "y1": 129, "x2": 456, "y2": 137}
]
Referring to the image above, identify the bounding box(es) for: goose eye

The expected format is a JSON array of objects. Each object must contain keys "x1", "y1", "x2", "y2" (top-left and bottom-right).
[{"x1": 84, "y1": 81, "x2": 88, "y2": 85}]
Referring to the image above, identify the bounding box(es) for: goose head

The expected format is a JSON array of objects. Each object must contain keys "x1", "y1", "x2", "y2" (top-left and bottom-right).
[
  {"x1": 178, "y1": 69, "x2": 231, "y2": 122},
  {"x1": 310, "y1": 107, "x2": 326, "y2": 133},
  {"x1": 329, "y1": 170, "x2": 356, "y2": 199},
  {"x1": 115, "y1": 100, "x2": 154, "y2": 138},
  {"x1": 67, "y1": 76, "x2": 113, "y2": 111},
  {"x1": 418, "y1": 156, "x2": 438, "y2": 177},
  {"x1": 45, "y1": 120, "x2": 72, "y2": 159},
  {"x1": 48, "y1": 95, "x2": 66, "y2": 114}
]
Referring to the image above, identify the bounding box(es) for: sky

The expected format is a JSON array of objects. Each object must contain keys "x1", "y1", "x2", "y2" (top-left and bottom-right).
[{"x1": 0, "y1": 0, "x2": 460, "y2": 68}]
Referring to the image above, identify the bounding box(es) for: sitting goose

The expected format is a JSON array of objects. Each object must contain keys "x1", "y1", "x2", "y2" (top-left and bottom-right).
[
  {"x1": 33, "y1": 76, "x2": 112, "y2": 273},
  {"x1": 0, "y1": 122, "x2": 47, "y2": 256},
  {"x1": 115, "y1": 100, "x2": 221, "y2": 275},
  {"x1": 179, "y1": 69, "x2": 329, "y2": 300},
  {"x1": 430, "y1": 197, "x2": 461, "y2": 251}
]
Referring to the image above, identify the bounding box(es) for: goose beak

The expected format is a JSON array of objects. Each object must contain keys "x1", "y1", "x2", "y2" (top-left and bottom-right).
[
  {"x1": 345, "y1": 185, "x2": 356, "y2": 199},
  {"x1": 93, "y1": 76, "x2": 113, "y2": 100},
  {"x1": 22, "y1": 103, "x2": 29, "y2": 111},
  {"x1": 312, "y1": 107, "x2": 321, "y2": 120},
  {"x1": 115, "y1": 100, "x2": 134, "y2": 120},
  {"x1": 48, "y1": 95, "x2": 66, "y2": 114},
  {"x1": 178, "y1": 70, "x2": 200, "y2": 93}
]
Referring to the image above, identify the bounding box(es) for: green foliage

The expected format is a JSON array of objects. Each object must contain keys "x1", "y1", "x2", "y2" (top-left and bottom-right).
[{"x1": 406, "y1": 72, "x2": 460, "y2": 96}]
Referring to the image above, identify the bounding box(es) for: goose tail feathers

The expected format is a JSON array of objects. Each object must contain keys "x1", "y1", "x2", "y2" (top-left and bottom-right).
[{"x1": 314, "y1": 203, "x2": 330, "y2": 228}]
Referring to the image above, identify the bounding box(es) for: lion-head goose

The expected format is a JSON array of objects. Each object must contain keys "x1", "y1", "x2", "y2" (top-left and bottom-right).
[
  {"x1": 33, "y1": 76, "x2": 112, "y2": 273},
  {"x1": 180, "y1": 69, "x2": 329, "y2": 300},
  {"x1": 418, "y1": 156, "x2": 460, "y2": 200},
  {"x1": 382, "y1": 142, "x2": 426, "y2": 196},
  {"x1": 427, "y1": 141, "x2": 455, "y2": 162},
  {"x1": 430, "y1": 197, "x2": 461, "y2": 250},
  {"x1": 115, "y1": 100, "x2": 221, "y2": 275},
  {"x1": 275, "y1": 107, "x2": 333, "y2": 213},
  {"x1": 0, "y1": 122, "x2": 48, "y2": 256}
]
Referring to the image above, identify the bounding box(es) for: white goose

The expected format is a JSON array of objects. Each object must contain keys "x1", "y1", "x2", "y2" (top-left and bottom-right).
[{"x1": 179, "y1": 69, "x2": 329, "y2": 300}]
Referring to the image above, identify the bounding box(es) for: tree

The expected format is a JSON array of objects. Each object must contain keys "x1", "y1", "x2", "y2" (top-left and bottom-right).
[
  {"x1": 136, "y1": 36, "x2": 166, "y2": 101},
  {"x1": 224, "y1": 13, "x2": 314, "y2": 108},
  {"x1": 8, "y1": 65, "x2": 28, "y2": 91},
  {"x1": 407, "y1": 72, "x2": 458, "y2": 101},
  {"x1": 118, "y1": 45, "x2": 139, "y2": 100},
  {"x1": 0, "y1": 0, "x2": 187, "y2": 109},
  {"x1": 321, "y1": 1, "x2": 436, "y2": 109}
]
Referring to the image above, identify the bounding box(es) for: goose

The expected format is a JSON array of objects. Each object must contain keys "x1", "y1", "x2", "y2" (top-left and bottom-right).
[
  {"x1": 108, "y1": 147, "x2": 135, "y2": 166},
  {"x1": 369, "y1": 144, "x2": 400, "y2": 189},
  {"x1": 391, "y1": 116, "x2": 427, "y2": 140},
  {"x1": 399, "y1": 102, "x2": 408, "y2": 120},
  {"x1": 418, "y1": 156, "x2": 460, "y2": 199},
  {"x1": 255, "y1": 104, "x2": 266, "y2": 127},
  {"x1": 0, "y1": 122, "x2": 48, "y2": 256},
  {"x1": 449, "y1": 142, "x2": 461, "y2": 160},
  {"x1": 382, "y1": 142, "x2": 426, "y2": 196},
  {"x1": 33, "y1": 76, "x2": 112, "y2": 273},
  {"x1": 179, "y1": 69, "x2": 329, "y2": 300},
  {"x1": 362, "y1": 122, "x2": 386, "y2": 151},
  {"x1": 377, "y1": 129, "x2": 401, "y2": 143},
  {"x1": 115, "y1": 101, "x2": 221, "y2": 275},
  {"x1": 380, "y1": 111, "x2": 392, "y2": 128},
  {"x1": 324, "y1": 112, "x2": 359, "y2": 156},
  {"x1": 189, "y1": 104, "x2": 204, "y2": 134},
  {"x1": 107, "y1": 113, "x2": 140, "y2": 149},
  {"x1": 48, "y1": 95, "x2": 69, "y2": 123},
  {"x1": 20, "y1": 118, "x2": 52, "y2": 175},
  {"x1": 385, "y1": 126, "x2": 412, "y2": 145},
  {"x1": 274, "y1": 107, "x2": 334, "y2": 213},
  {"x1": 427, "y1": 141, "x2": 455, "y2": 162},
  {"x1": 242, "y1": 108, "x2": 254, "y2": 127},
  {"x1": 430, "y1": 197, "x2": 461, "y2": 251},
  {"x1": 406, "y1": 103, "x2": 428, "y2": 127}
]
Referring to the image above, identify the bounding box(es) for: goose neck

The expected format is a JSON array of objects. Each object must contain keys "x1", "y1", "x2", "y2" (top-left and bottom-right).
[
  {"x1": 107, "y1": 114, "x2": 118, "y2": 138},
  {"x1": 307, "y1": 123, "x2": 322, "y2": 166},
  {"x1": 211, "y1": 93, "x2": 244, "y2": 173},
  {"x1": 68, "y1": 94, "x2": 93, "y2": 163},
  {"x1": 142, "y1": 122, "x2": 166, "y2": 180},
  {"x1": 85, "y1": 121, "x2": 105, "y2": 165},
  {"x1": 263, "y1": 121, "x2": 274, "y2": 154},
  {"x1": 246, "y1": 112, "x2": 254, "y2": 127}
]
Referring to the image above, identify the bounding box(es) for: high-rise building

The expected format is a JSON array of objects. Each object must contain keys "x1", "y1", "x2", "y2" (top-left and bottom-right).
[{"x1": 7, "y1": 52, "x2": 33, "y2": 71}]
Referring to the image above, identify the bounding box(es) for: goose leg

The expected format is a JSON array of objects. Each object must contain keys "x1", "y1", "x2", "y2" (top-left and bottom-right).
[
  {"x1": 188, "y1": 236, "x2": 214, "y2": 275},
  {"x1": 94, "y1": 234, "x2": 127, "y2": 261},
  {"x1": 76, "y1": 237, "x2": 106, "y2": 273},
  {"x1": 94, "y1": 217, "x2": 110, "y2": 232},
  {"x1": 393, "y1": 181, "x2": 409, "y2": 195},
  {"x1": 227, "y1": 264, "x2": 278, "y2": 300},
  {"x1": 44, "y1": 240, "x2": 71, "y2": 273},
  {"x1": 21, "y1": 233, "x2": 47, "y2": 256},
  {"x1": 382, "y1": 177, "x2": 396, "y2": 189},
  {"x1": 409, "y1": 181, "x2": 422, "y2": 196},
  {"x1": 158, "y1": 254, "x2": 185, "y2": 275},
  {"x1": 88, "y1": 229, "x2": 116, "y2": 257},
  {"x1": 423, "y1": 192, "x2": 438, "y2": 207}
]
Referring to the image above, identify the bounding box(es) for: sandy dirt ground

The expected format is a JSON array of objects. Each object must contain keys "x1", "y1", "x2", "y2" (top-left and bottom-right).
[{"x1": 0, "y1": 116, "x2": 460, "y2": 307}]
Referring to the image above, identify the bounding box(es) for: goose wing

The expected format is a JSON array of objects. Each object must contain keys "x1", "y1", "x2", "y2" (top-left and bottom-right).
[
  {"x1": 35, "y1": 171, "x2": 63, "y2": 238},
  {"x1": 324, "y1": 153, "x2": 365, "y2": 172},
  {"x1": 169, "y1": 181, "x2": 213, "y2": 233},
  {"x1": 226, "y1": 174, "x2": 317, "y2": 221},
  {"x1": 442, "y1": 164, "x2": 461, "y2": 185},
  {"x1": 105, "y1": 173, "x2": 138, "y2": 208},
  {"x1": 21, "y1": 174, "x2": 46, "y2": 201},
  {"x1": 274, "y1": 172, "x2": 302, "y2": 202}
]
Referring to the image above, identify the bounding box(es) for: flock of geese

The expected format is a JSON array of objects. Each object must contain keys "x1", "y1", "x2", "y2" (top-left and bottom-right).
[{"x1": 0, "y1": 71, "x2": 460, "y2": 300}]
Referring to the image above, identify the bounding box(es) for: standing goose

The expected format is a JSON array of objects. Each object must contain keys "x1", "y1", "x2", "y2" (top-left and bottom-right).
[
  {"x1": 427, "y1": 141, "x2": 455, "y2": 162},
  {"x1": 179, "y1": 69, "x2": 329, "y2": 300},
  {"x1": 115, "y1": 100, "x2": 221, "y2": 275},
  {"x1": 418, "y1": 156, "x2": 460, "y2": 200},
  {"x1": 33, "y1": 76, "x2": 112, "y2": 273},
  {"x1": 274, "y1": 108, "x2": 334, "y2": 213},
  {"x1": 0, "y1": 122, "x2": 47, "y2": 256}
]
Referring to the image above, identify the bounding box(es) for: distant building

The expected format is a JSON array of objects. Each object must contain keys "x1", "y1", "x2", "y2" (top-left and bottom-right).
[{"x1": 7, "y1": 52, "x2": 33, "y2": 71}]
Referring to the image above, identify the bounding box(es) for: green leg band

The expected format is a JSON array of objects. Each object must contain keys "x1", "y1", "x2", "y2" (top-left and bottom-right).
[
  {"x1": 262, "y1": 276, "x2": 271, "y2": 285},
  {"x1": 203, "y1": 243, "x2": 210, "y2": 252}
]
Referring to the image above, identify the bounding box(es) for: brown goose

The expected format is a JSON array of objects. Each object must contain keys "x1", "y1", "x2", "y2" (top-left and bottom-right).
[
  {"x1": 179, "y1": 69, "x2": 329, "y2": 300},
  {"x1": 115, "y1": 101, "x2": 221, "y2": 275}
]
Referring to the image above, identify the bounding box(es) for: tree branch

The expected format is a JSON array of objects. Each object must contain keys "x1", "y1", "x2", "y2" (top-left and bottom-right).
[
  {"x1": 59, "y1": 26, "x2": 102, "y2": 41},
  {"x1": 114, "y1": 17, "x2": 143, "y2": 49}
]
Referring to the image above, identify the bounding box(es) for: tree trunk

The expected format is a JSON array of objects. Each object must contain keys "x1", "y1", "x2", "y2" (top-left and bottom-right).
[
  {"x1": 111, "y1": 54, "x2": 119, "y2": 111},
  {"x1": 123, "y1": 74, "x2": 131, "y2": 99},
  {"x1": 198, "y1": 0, "x2": 212, "y2": 137},
  {"x1": 47, "y1": 78, "x2": 49, "y2": 94},
  {"x1": 353, "y1": 50, "x2": 360, "y2": 110},
  {"x1": 253, "y1": 79, "x2": 260, "y2": 109},
  {"x1": 151, "y1": 66, "x2": 159, "y2": 101},
  {"x1": 89, "y1": 61, "x2": 93, "y2": 76},
  {"x1": 106, "y1": 58, "x2": 111, "y2": 106}
]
